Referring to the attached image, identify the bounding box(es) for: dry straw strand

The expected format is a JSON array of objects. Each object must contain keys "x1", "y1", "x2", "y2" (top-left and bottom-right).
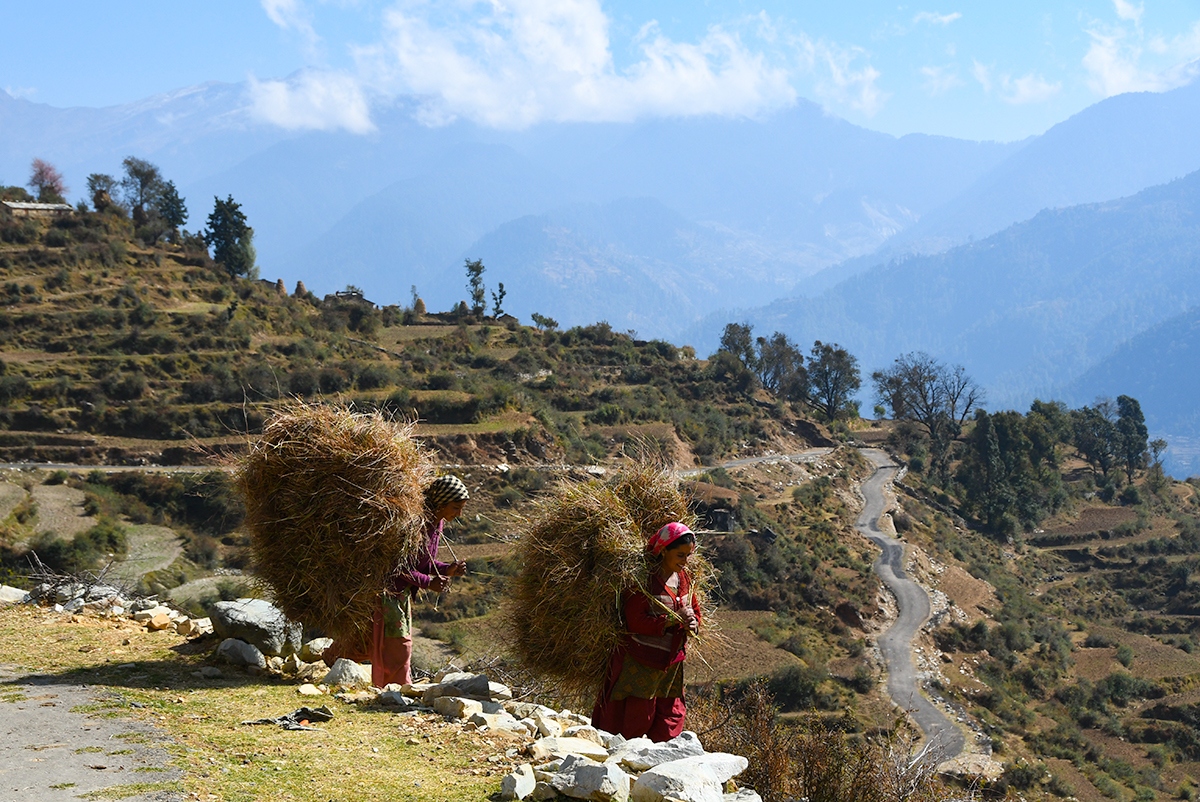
[
  {"x1": 506, "y1": 461, "x2": 714, "y2": 707},
  {"x1": 233, "y1": 401, "x2": 434, "y2": 642}
]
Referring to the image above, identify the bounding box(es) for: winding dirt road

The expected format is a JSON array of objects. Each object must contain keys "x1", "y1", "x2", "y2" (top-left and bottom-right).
[{"x1": 856, "y1": 448, "x2": 964, "y2": 759}]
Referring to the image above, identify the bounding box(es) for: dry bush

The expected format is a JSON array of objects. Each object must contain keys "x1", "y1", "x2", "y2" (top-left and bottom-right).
[
  {"x1": 689, "y1": 682, "x2": 964, "y2": 802},
  {"x1": 232, "y1": 401, "x2": 434, "y2": 642}
]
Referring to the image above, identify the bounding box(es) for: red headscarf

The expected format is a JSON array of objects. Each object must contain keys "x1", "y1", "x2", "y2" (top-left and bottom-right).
[{"x1": 647, "y1": 522, "x2": 694, "y2": 555}]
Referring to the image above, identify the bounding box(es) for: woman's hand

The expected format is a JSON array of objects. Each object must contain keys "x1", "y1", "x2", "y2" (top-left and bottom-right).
[
  {"x1": 682, "y1": 606, "x2": 700, "y2": 635},
  {"x1": 446, "y1": 560, "x2": 468, "y2": 577},
  {"x1": 429, "y1": 575, "x2": 452, "y2": 592}
]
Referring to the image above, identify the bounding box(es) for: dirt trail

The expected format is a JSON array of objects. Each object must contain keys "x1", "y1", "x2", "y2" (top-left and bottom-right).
[
  {"x1": 0, "y1": 664, "x2": 183, "y2": 802},
  {"x1": 856, "y1": 448, "x2": 965, "y2": 760}
]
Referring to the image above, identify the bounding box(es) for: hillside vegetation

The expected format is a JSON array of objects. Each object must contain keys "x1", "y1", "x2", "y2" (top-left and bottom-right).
[{"x1": 7, "y1": 204, "x2": 1200, "y2": 802}]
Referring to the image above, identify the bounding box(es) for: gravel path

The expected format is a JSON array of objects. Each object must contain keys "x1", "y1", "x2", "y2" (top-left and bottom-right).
[
  {"x1": 856, "y1": 448, "x2": 965, "y2": 759},
  {"x1": 0, "y1": 663, "x2": 183, "y2": 802}
]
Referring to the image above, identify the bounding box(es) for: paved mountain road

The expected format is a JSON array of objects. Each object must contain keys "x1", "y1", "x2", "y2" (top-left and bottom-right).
[{"x1": 856, "y1": 448, "x2": 965, "y2": 759}]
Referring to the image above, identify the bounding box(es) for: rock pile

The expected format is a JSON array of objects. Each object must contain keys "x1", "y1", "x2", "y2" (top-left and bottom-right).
[
  {"x1": 3, "y1": 582, "x2": 213, "y2": 637},
  {"x1": 362, "y1": 668, "x2": 756, "y2": 802}
]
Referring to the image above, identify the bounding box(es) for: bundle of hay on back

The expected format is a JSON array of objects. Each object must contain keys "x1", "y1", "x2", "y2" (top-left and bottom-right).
[
  {"x1": 506, "y1": 461, "x2": 712, "y2": 707},
  {"x1": 233, "y1": 401, "x2": 434, "y2": 643}
]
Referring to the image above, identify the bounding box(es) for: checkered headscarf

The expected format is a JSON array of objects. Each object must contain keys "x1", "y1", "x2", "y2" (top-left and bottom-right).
[{"x1": 424, "y1": 475, "x2": 469, "y2": 512}]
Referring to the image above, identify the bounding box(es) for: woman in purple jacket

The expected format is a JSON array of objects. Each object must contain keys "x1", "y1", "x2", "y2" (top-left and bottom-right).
[{"x1": 325, "y1": 475, "x2": 469, "y2": 686}]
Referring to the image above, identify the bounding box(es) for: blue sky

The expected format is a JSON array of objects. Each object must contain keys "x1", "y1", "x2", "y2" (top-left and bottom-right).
[{"x1": 3, "y1": 0, "x2": 1199, "y2": 142}]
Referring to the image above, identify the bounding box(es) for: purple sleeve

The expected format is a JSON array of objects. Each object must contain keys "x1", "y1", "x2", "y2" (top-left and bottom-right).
[{"x1": 391, "y1": 520, "x2": 450, "y2": 592}]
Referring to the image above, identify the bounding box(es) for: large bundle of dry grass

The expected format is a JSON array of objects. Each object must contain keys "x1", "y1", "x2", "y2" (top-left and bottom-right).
[
  {"x1": 233, "y1": 401, "x2": 434, "y2": 642},
  {"x1": 507, "y1": 461, "x2": 712, "y2": 706}
]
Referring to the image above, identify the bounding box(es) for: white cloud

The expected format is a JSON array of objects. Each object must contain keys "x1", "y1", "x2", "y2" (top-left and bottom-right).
[
  {"x1": 1083, "y1": 17, "x2": 1200, "y2": 96},
  {"x1": 781, "y1": 34, "x2": 887, "y2": 117},
  {"x1": 262, "y1": 0, "x2": 322, "y2": 57},
  {"x1": 1000, "y1": 72, "x2": 1061, "y2": 104},
  {"x1": 913, "y1": 11, "x2": 962, "y2": 26},
  {"x1": 1112, "y1": 0, "x2": 1144, "y2": 27},
  {"x1": 371, "y1": 0, "x2": 797, "y2": 128},
  {"x1": 247, "y1": 69, "x2": 374, "y2": 133},
  {"x1": 970, "y1": 59, "x2": 992, "y2": 93},
  {"x1": 919, "y1": 64, "x2": 963, "y2": 95}
]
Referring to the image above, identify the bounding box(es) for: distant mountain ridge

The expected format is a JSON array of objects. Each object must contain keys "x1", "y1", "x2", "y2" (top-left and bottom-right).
[
  {"x1": 688, "y1": 167, "x2": 1200, "y2": 409},
  {"x1": 833, "y1": 80, "x2": 1200, "y2": 274}
]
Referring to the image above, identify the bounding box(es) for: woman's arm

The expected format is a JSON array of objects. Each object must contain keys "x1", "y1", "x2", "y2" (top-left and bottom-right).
[{"x1": 624, "y1": 591, "x2": 670, "y2": 636}]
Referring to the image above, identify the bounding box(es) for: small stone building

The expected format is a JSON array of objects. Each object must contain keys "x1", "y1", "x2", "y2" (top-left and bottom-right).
[{"x1": 1, "y1": 200, "x2": 74, "y2": 218}]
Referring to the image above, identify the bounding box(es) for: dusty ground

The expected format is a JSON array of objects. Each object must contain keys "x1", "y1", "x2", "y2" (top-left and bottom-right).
[
  {"x1": 27, "y1": 484, "x2": 93, "y2": 539},
  {"x1": 106, "y1": 525, "x2": 184, "y2": 586},
  {"x1": 0, "y1": 663, "x2": 183, "y2": 802},
  {"x1": 0, "y1": 480, "x2": 26, "y2": 521}
]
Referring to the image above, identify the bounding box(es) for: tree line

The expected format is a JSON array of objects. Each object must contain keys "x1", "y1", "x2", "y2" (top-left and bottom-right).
[
  {"x1": 4, "y1": 156, "x2": 255, "y2": 280},
  {"x1": 713, "y1": 322, "x2": 862, "y2": 420}
]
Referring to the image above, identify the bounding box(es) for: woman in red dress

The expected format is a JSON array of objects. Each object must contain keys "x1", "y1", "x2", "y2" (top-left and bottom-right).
[{"x1": 592, "y1": 522, "x2": 701, "y2": 742}]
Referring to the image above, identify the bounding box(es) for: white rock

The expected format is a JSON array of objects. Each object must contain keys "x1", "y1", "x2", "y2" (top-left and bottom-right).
[
  {"x1": 621, "y1": 731, "x2": 706, "y2": 771},
  {"x1": 63, "y1": 597, "x2": 85, "y2": 613},
  {"x1": 552, "y1": 754, "x2": 631, "y2": 802},
  {"x1": 433, "y1": 696, "x2": 484, "y2": 719},
  {"x1": 489, "y1": 681, "x2": 514, "y2": 701},
  {"x1": 321, "y1": 658, "x2": 372, "y2": 688},
  {"x1": 508, "y1": 701, "x2": 559, "y2": 719},
  {"x1": 109, "y1": 606, "x2": 125, "y2": 617},
  {"x1": 217, "y1": 638, "x2": 266, "y2": 668},
  {"x1": 607, "y1": 737, "x2": 653, "y2": 766},
  {"x1": 469, "y1": 711, "x2": 528, "y2": 732},
  {"x1": 564, "y1": 725, "x2": 604, "y2": 745},
  {"x1": 630, "y1": 754, "x2": 749, "y2": 802},
  {"x1": 198, "y1": 666, "x2": 223, "y2": 678},
  {"x1": 501, "y1": 763, "x2": 537, "y2": 800},
  {"x1": 600, "y1": 731, "x2": 626, "y2": 751},
  {"x1": 300, "y1": 637, "x2": 333, "y2": 662},
  {"x1": 376, "y1": 691, "x2": 411, "y2": 706},
  {"x1": 533, "y1": 710, "x2": 563, "y2": 738},
  {"x1": 724, "y1": 791, "x2": 762, "y2": 802},
  {"x1": 297, "y1": 683, "x2": 323, "y2": 696},
  {"x1": 1, "y1": 584, "x2": 30, "y2": 604},
  {"x1": 529, "y1": 736, "x2": 611, "y2": 764}
]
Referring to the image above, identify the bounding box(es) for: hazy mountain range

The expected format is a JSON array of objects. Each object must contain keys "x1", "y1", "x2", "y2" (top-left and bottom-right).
[{"x1": 4, "y1": 77, "x2": 1200, "y2": 473}]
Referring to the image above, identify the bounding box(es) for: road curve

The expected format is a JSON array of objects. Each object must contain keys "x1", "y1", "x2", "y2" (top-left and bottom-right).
[{"x1": 856, "y1": 448, "x2": 964, "y2": 759}]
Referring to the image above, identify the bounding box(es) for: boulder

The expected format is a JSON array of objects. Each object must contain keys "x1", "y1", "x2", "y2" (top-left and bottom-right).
[
  {"x1": 621, "y1": 731, "x2": 706, "y2": 771},
  {"x1": 433, "y1": 696, "x2": 484, "y2": 719},
  {"x1": 533, "y1": 710, "x2": 563, "y2": 738},
  {"x1": 300, "y1": 637, "x2": 333, "y2": 662},
  {"x1": 501, "y1": 763, "x2": 537, "y2": 800},
  {"x1": 422, "y1": 672, "x2": 491, "y2": 703},
  {"x1": 0, "y1": 585, "x2": 29, "y2": 604},
  {"x1": 489, "y1": 681, "x2": 514, "y2": 700},
  {"x1": 210, "y1": 598, "x2": 303, "y2": 657},
  {"x1": 531, "y1": 781, "x2": 559, "y2": 801},
  {"x1": 551, "y1": 754, "x2": 631, "y2": 802},
  {"x1": 321, "y1": 658, "x2": 372, "y2": 689},
  {"x1": 298, "y1": 683, "x2": 323, "y2": 696},
  {"x1": 530, "y1": 736, "x2": 611, "y2": 764},
  {"x1": 217, "y1": 638, "x2": 267, "y2": 668},
  {"x1": 630, "y1": 754, "x2": 749, "y2": 802}
]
